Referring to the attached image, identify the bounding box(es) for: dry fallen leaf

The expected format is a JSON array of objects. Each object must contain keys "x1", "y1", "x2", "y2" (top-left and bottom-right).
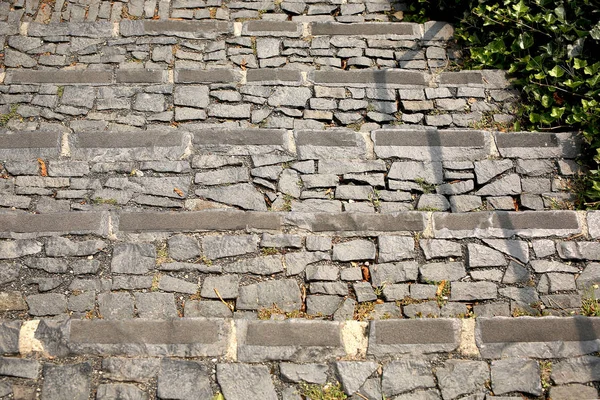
[
  {"x1": 436, "y1": 280, "x2": 448, "y2": 297},
  {"x1": 37, "y1": 158, "x2": 48, "y2": 177},
  {"x1": 361, "y1": 265, "x2": 370, "y2": 281},
  {"x1": 174, "y1": 188, "x2": 184, "y2": 197}
]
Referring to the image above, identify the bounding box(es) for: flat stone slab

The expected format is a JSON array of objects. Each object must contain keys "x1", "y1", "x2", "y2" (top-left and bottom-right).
[
  {"x1": 495, "y1": 132, "x2": 576, "y2": 159},
  {"x1": 0, "y1": 131, "x2": 62, "y2": 160},
  {"x1": 432, "y1": 211, "x2": 581, "y2": 238},
  {"x1": 5, "y1": 70, "x2": 113, "y2": 85},
  {"x1": 295, "y1": 130, "x2": 367, "y2": 159},
  {"x1": 174, "y1": 69, "x2": 241, "y2": 84},
  {"x1": 246, "y1": 69, "x2": 303, "y2": 85},
  {"x1": 373, "y1": 129, "x2": 490, "y2": 161},
  {"x1": 242, "y1": 20, "x2": 302, "y2": 37},
  {"x1": 368, "y1": 319, "x2": 460, "y2": 356},
  {"x1": 193, "y1": 129, "x2": 290, "y2": 155},
  {"x1": 237, "y1": 319, "x2": 345, "y2": 362},
  {"x1": 285, "y1": 212, "x2": 426, "y2": 234},
  {"x1": 311, "y1": 22, "x2": 418, "y2": 37},
  {"x1": 0, "y1": 212, "x2": 107, "y2": 237},
  {"x1": 309, "y1": 70, "x2": 429, "y2": 87},
  {"x1": 476, "y1": 317, "x2": 600, "y2": 358},
  {"x1": 118, "y1": 210, "x2": 281, "y2": 232},
  {"x1": 115, "y1": 69, "x2": 166, "y2": 84},
  {"x1": 68, "y1": 318, "x2": 230, "y2": 357},
  {"x1": 121, "y1": 20, "x2": 230, "y2": 38},
  {"x1": 439, "y1": 71, "x2": 483, "y2": 86},
  {"x1": 70, "y1": 131, "x2": 190, "y2": 162}
]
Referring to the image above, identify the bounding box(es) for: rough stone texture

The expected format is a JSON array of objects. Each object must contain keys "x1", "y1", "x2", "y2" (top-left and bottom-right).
[
  {"x1": 491, "y1": 358, "x2": 542, "y2": 396},
  {"x1": 332, "y1": 239, "x2": 376, "y2": 261},
  {"x1": 111, "y1": 243, "x2": 155, "y2": 274},
  {"x1": 237, "y1": 279, "x2": 302, "y2": 311},
  {"x1": 217, "y1": 364, "x2": 278, "y2": 400},
  {"x1": 382, "y1": 360, "x2": 436, "y2": 397},
  {"x1": 42, "y1": 363, "x2": 92, "y2": 400},
  {"x1": 436, "y1": 360, "x2": 489, "y2": 400},
  {"x1": 157, "y1": 359, "x2": 212, "y2": 400}
]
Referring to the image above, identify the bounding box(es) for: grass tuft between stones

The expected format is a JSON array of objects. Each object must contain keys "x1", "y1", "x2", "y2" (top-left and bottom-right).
[{"x1": 299, "y1": 382, "x2": 347, "y2": 400}]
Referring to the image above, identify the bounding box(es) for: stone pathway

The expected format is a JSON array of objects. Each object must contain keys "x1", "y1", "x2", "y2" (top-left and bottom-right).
[{"x1": 1, "y1": 0, "x2": 599, "y2": 399}]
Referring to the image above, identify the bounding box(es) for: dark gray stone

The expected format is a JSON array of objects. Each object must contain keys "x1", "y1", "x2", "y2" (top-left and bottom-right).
[
  {"x1": 333, "y1": 239, "x2": 376, "y2": 261},
  {"x1": 335, "y1": 361, "x2": 378, "y2": 396},
  {"x1": 26, "y1": 293, "x2": 67, "y2": 316},
  {"x1": 168, "y1": 235, "x2": 201, "y2": 261},
  {"x1": 111, "y1": 243, "x2": 155, "y2": 274},
  {"x1": 280, "y1": 363, "x2": 328, "y2": 384},
  {"x1": 42, "y1": 363, "x2": 92, "y2": 400},
  {"x1": 237, "y1": 279, "x2": 302, "y2": 312},
  {"x1": 157, "y1": 359, "x2": 212, "y2": 400},
  {"x1": 203, "y1": 235, "x2": 258, "y2": 259},
  {"x1": 217, "y1": 364, "x2": 277, "y2": 400},
  {"x1": 552, "y1": 356, "x2": 600, "y2": 385},
  {"x1": 491, "y1": 358, "x2": 542, "y2": 396},
  {"x1": 435, "y1": 360, "x2": 489, "y2": 400},
  {"x1": 382, "y1": 360, "x2": 436, "y2": 397},
  {"x1": 98, "y1": 292, "x2": 134, "y2": 320},
  {"x1": 0, "y1": 321, "x2": 21, "y2": 354},
  {"x1": 0, "y1": 357, "x2": 40, "y2": 379},
  {"x1": 96, "y1": 384, "x2": 148, "y2": 400},
  {"x1": 201, "y1": 275, "x2": 239, "y2": 299},
  {"x1": 135, "y1": 293, "x2": 177, "y2": 318}
]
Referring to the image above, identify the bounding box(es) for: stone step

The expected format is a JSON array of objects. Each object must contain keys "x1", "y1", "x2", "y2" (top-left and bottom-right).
[{"x1": 0, "y1": 128, "x2": 583, "y2": 213}]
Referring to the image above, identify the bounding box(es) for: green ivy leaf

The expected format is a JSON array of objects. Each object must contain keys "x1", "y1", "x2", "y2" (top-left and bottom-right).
[
  {"x1": 513, "y1": 0, "x2": 529, "y2": 17},
  {"x1": 554, "y1": 6, "x2": 566, "y2": 22},
  {"x1": 591, "y1": 21, "x2": 600, "y2": 40},
  {"x1": 551, "y1": 107, "x2": 565, "y2": 119},
  {"x1": 516, "y1": 32, "x2": 534, "y2": 49},
  {"x1": 574, "y1": 58, "x2": 588, "y2": 69},
  {"x1": 548, "y1": 65, "x2": 565, "y2": 77},
  {"x1": 541, "y1": 94, "x2": 552, "y2": 108}
]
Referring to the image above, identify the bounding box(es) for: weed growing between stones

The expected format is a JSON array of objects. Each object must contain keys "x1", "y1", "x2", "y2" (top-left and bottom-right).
[
  {"x1": 353, "y1": 302, "x2": 374, "y2": 321},
  {"x1": 580, "y1": 286, "x2": 600, "y2": 316},
  {"x1": 156, "y1": 244, "x2": 171, "y2": 264},
  {"x1": 257, "y1": 304, "x2": 317, "y2": 320},
  {"x1": 0, "y1": 104, "x2": 19, "y2": 127},
  {"x1": 540, "y1": 360, "x2": 552, "y2": 390},
  {"x1": 261, "y1": 247, "x2": 279, "y2": 256},
  {"x1": 414, "y1": 178, "x2": 436, "y2": 194},
  {"x1": 299, "y1": 382, "x2": 347, "y2": 400}
]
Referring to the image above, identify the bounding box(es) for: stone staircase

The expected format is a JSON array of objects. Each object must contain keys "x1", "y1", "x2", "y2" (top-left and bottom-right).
[{"x1": 1, "y1": 0, "x2": 600, "y2": 399}]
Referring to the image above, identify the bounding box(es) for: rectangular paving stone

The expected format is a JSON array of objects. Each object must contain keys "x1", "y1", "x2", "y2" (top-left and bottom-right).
[
  {"x1": 477, "y1": 317, "x2": 600, "y2": 359},
  {"x1": 439, "y1": 71, "x2": 483, "y2": 86},
  {"x1": 237, "y1": 320, "x2": 345, "y2": 362},
  {"x1": 495, "y1": 133, "x2": 566, "y2": 159},
  {"x1": 70, "y1": 131, "x2": 190, "y2": 162},
  {"x1": 368, "y1": 319, "x2": 460, "y2": 356},
  {"x1": 116, "y1": 69, "x2": 165, "y2": 84},
  {"x1": 174, "y1": 69, "x2": 241, "y2": 84},
  {"x1": 285, "y1": 212, "x2": 426, "y2": 234},
  {"x1": 0, "y1": 131, "x2": 61, "y2": 160},
  {"x1": 119, "y1": 210, "x2": 281, "y2": 232},
  {"x1": 121, "y1": 20, "x2": 230, "y2": 38},
  {"x1": 5, "y1": 70, "x2": 113, "y2": 85},
  {"x1": 310, "y1": 70, "x2": 428, "y2": 87},
  {"x1": 311, "y1": 22, "x2": 418, "y2": 37},
  {"x1": 27, "y1": 22, "x2": 114, "y2": 37},
  {"x1": 433, "y1": 211, "x2": 581, "y2": 239},
  {"x1": 0, "y1": 212, "x2": 107, "y2": 236},
  {"x1": 69, "y1": 318, "x2": 230, "y2": 357},
  {"x1": 246, "y1": 69, "x2": 303, "y2": 85},
  {"x1": 296, "y1": 130, "x2": 366, "y2": 159},
  {"x1": 193, "y1": 129, "x2": 290, "y2": 155},
  {"x1": 373, "y1": 129, "x2": 490, "y2": 161},
  {"x1": 242, "y1": 21, "x2": 302, "y2": 37}
]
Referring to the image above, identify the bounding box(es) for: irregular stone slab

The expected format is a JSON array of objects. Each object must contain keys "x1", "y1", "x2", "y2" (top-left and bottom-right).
[
  {"x1": 237, "y1": 279, "x2": 302, "y2": 312},
  {"x1": 121, "y1": 20, "x2": 230, "y2": 38},
  {"x1": 196, "y1": 183, "x2": 266, "y2": 211},
  {"x1": 0, "y1": 131, "x2": 61, "y2": 160},
  {"x1": 551, "y1": 356, "x2": 600, "y2": 384},
  {"x1": 530, "y1": 260, "x2": 578, "y2": 273},
  {"x1": 296, "y1": 130, "x2": 367, "y2": 160},
  {"x1": 25, "y1": 258, "x2": 68, "y2": 273},
  {"x1": 0, "y1": 321, "x2": 21, "y2": 354},
  {"x1": 42, "y1": 363, "x2": 92, "y2": 400},
  {"x1": 476, "y1": 174, "x2": 521, "y2": 196},
  {"x1": 0, "y1": 357, "x2": 40, "y2": 379},
  {"x1": 193, "y1": 129, "x2": 289, "y2": 155},
  {"x1": 203, "y1": 235, "x2": 258, "y2": 260},
  {"x1": 69, "y1": 319, "x2": 230, "y2": 357},
  {"x1": 223, "y1": 255, "x2": 283, "y2": 275},
  {"x1": 371, "y1": 264, "x2": 417, "y2": 291},
  {"x1": 201, "y1": 275, "x2": 239, "y2": 299},
  {"x1": 577, "y1": 262, "x2": 600, "y2": 289},
  {"x1": 0, "y1": 212, "x2": 106, "y2": 236},
  {"x1": 368, "y1": 319, "x2": 460, "y2": 356},
  {"x1": 168, "y1": 235, "x2": 201, "y2": 261},
  {"x1": 439, "y1": 71, "x2": 483, "y2": 86},
  {"x1": 217, "y1": 364, "x2": 278, "y2": 400},
  {"x1": 158, "y1": 275, "x2": 198, "y2": 295},
  {"x1": 467, "y1": 243, "x2": 506, "y2": 267},
  {"x1": 420, "y1": 239, "x2": 462, "y2": 259},
  {"x1": 309, "y1": 70, "x2": 428, "y2": 87},
  {"x1": 420, "y1": 262, "x2": 466, "y2": 282},
  {"x1": 319, "y1": 160, "x2": 387, "y2": 175},
  {"x1": 28, "y1": 22, "x2": 113, "y2": 37},
  {"x1": 435, "y1": 360, "x2": 489, "y2": 400},
  {"x1": 135, "y1": 293, "x2": 177, "y2": 319},
  {"x1": 474, "y1": 159, "x2": 513, "y2": 184},
  {"x1": 102, "y1": 357, "x2": 160, "y2": 382},
  {"x1": 476, "y1": 317, "x2": 600, "y2": 358},
  {"x1": 433, "y1": 211, "x2": 580, "y2": 238},
  {"x1": 549, "y1": 384, "x2": 599, "y2": 400},
  {"x1": 71, "y1": 131, "x2": 189, "y2": 162},
  {"x1": 451, "y1": 282, "x2": 498, "y2": 301},
  {"x1": 157, "y1": 359, "x2": 212, "y2": 400},
  {"x1": 388, "y1": 161, "x2": 444, "y2": 184},
  {"x1": 119, "y1": 210, "x2": 281, "y2": 232},
  {"x1": 495, "y1": 132, "x2": 567, "y2": 159},
  {"x1": 111, "y1": 243, "x2": 155, "y2": 275},
  {"x1": 45, "y1": 237, "x2": 106, "y2": 257},
  {"x1": 26, "y1": 293, "x2": 67, "y2": 315},
  {"x1": 491, "y1": 358, "x2": 542, "y2": 396},
  {"x1": 483, "y1": 239, "x2": 529, "y2": 263},
  {"x1": 284, "y1": 212, "x2": 426, "y2": 234},
  {"x1": 280, "y1": 363, "x2": 328, "y2": 384},
  {"x1": 96, "y1": 384, "x2": 148, "y2": 400},
  {"x1": 333, "y1": 239, "x2": 376, "y2": 261},
  {"x1": 378, "y1": 236, "x2": 415, "y2": 262},
  {"x1": 237, "y1": 319, "x2": 344, "y2": 362},
  {"x1": 0, "y1": 240, "x2": 42, "y2": 259},
  {"x1": 373, "y1": 129, "x2": 489, "y2": 161},
  {"x1": 311, "y1": 22, "x2": 418, "y2": 36},
  {"x1": 335, "y1": 361, "x2": 378, "y2": 395},
  {"x1": 381, "y1": 359, "x2": 436, "y2": 397},
  {"x1": 98, "y1": 292, "x2": 134, "y2": 320},
  {"x1": 285, "y1": 251, "x2": 331, "y2": 276},
  {"x1": 5, "y1": 70, "x2": 113, "y2": 85}
]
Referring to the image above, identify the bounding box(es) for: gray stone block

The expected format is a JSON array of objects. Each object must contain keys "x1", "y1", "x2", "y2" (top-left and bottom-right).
[
  {"x1": 310, "y1": 69, "x2": 428, "y2": 87},
  {"x1": 42, "y1": 363, "x2": 92, "y2": 400},
  {"x1": 217, "y1": 364, "x2": 277, "y2": 400},
  {"x1": 0, "y1": 130, "x2": 61, "y2": 160},
  {"x1": 5, "y1": 70, "x2": 112, "y2": 85}
]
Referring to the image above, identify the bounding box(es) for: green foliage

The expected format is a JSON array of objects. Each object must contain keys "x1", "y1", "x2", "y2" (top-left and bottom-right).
[
  {"x1": 407, "y1": 0, "x2": 600, "y2": 207},
  {"x1": 299, "y1": 382, "x2": 347, "y2": 400},
  {"x1": 0, "y1": 104, "x2": 19, "y2": 127}
]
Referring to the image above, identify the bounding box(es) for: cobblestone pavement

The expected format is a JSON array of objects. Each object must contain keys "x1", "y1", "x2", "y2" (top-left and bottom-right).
[{"x1": 1, "y1": 0, "x2": 599, "y2": 399}]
